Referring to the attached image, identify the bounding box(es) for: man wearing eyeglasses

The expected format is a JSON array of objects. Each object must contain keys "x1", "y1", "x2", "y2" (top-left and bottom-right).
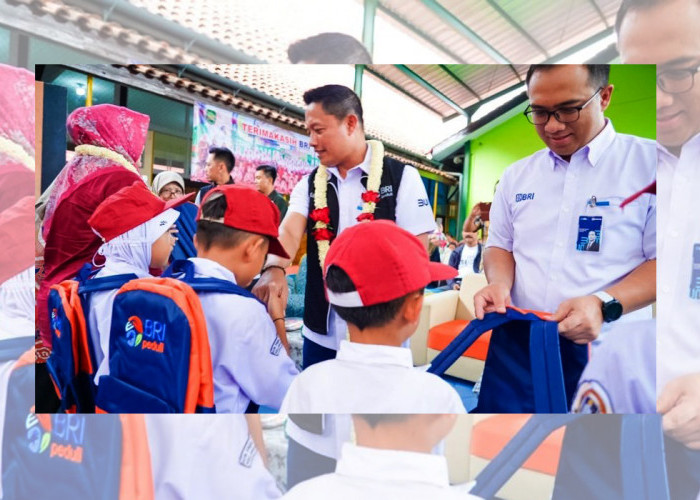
[
  {"x1": 616, "y1": 1, "x2": 700, "y2": 498},
  {"x1": 472, "y1": 64, "x2": 657, "y2": 413}
]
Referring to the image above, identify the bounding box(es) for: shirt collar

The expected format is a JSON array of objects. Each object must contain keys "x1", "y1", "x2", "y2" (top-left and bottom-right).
[
  {"x1": 548, "y1": 119, "x2": 616, "y2": 169},
  {"x1": 657, "y1": 131, "x2": 700, "y2": 161},
  {"x1": 189, "y1": 257, "x2": 237, "y2": 284},
  {"x1": 336, "y1": 443, "x2": 451, "y2": 489},
  {"x1": 336, "y1": 340, "x2": 413, "y2": 368},
  {"x1": 327, "y1": 142, "x2": 372, "y2": 179}
]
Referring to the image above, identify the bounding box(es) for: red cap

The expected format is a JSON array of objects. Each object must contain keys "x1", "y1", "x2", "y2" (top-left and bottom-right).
[
  {"x1": 197, "y1": 185, "x2": 289, "y2": 258},
  {"x1": 324, "y1": 220, "x2": 457, "y2": 307},
  {"x1": 621, "y1": 180, "x2": 656, "y2": 208},
  {"x1": 88, "y1": 181, "x2": 195, "y2": 242}
]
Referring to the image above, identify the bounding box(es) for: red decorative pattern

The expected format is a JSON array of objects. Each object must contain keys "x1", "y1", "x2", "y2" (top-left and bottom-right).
[
  {"x1": 310, "y1": 207, "x2": 331, "y2": 224},
  {"x1": 356, "y1": 213, "x2": 375, "y2": 222},
  {"x1": 361, "y1": 191, "x2": 380, "y2": 204}
]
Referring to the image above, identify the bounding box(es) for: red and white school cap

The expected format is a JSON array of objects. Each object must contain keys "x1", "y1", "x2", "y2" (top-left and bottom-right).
[
  {"x1": 88, "y1": 181, "x2": 194, "y2": 242},
  {"x1": 324, "y1": 220, "x2": 457, "y2": 307}
]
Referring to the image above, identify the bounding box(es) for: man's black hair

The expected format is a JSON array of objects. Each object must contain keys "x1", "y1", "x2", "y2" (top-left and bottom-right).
[
  {"x1": 256, "y1": 164, "x2": 277, "y2": 183},
  {"x1": 208, "y1": 146, "x2": 235, "y2": 173},
  {"x1": 303, "y1": 84, "x2": 364, "y2": 127},
  {"x1": 325, "y1": 265, "x2": 423, "y2": 330},
  {"x1": 288, "y1": 33, "x2": 372, "y2": 64},
  {"x1": 354, "y1": 414, "x2": 412, "y2": 428},
  {"x1": 196, "y1": 192, "x2": 260, "y2": 250},
  {"x1": 615, "y1": 0, "x2": 683, "y2": 33},
  {"x1": 525, "y1": 65, "x2": 611, "y2": 90}
]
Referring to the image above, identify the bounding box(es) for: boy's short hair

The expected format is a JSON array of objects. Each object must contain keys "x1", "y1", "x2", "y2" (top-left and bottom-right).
[
  {"x1": 196, "y1": 191, "x2": 260, "y2": 250},
  {"x1": 325, "y1": 265, "x2": 423, "y2": 330},
  {"x1": 354, "y1": 414, "x2": 412, "y2": 428},
  {"x1": 256, "y1": 164, "x2": 277, "y2": 183}
]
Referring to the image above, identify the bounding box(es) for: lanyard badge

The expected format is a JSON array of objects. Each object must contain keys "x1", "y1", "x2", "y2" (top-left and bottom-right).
[{"x1": 577, "y1": 216, "x2": 602, "y2": 252}]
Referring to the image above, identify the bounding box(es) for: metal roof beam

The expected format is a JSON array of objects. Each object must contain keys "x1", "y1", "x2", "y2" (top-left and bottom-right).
[
  {"x1": 365, "y1": 66, "x2": 444, "y2": 116},
  {"x1": 545, "y1": 27, "x2": 615, "y2": 63},
  {"x1": 395, "y1": 64, "x2": 470, "y2": 118},
  {"x1": 485, "y1": 0, "x2": 549, "y2": 58},
  {"x1": 439, "y1": 64, "x2": 481, "y2": 100},
  {"x1": 587, "y1": 0, "x2": 610, "y2": 27},
  {"x1": 420, "y1": 0, "x2": 510, "y2": 63},
  {"x1": 376, "y1": 4, "x2": 464, "y2": 63},
  {"x1": 362, "y1": 0, "x2": 378, "y2": 58}
]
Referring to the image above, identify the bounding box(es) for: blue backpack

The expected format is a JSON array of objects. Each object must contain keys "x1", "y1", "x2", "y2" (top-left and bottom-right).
[
  {"x1": 45, "y1": 264, "x2": 137, "y2": 413},
  {"x1": 470, "y1": 414, "x2": 670, "y2": 500},
  {"x1": 428, "y1": 307, "x2": 586, "y2": 413},
  {"x1": 94, "y1": 259, "x2": 261, "y2": 413}
]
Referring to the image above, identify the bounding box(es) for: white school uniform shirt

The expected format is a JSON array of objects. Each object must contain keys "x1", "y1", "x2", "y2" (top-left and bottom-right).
[
  {"x1": 288, "y1": 142, "x2": 437, "y2": 351},
  {"x1": 486, "y1": 120, "x2": 656, "y2": 331},
  {"x1": 190, "y1": 257, "x2": 299, "y2": 412},
  {"x1": 283, "y1": 443, "x2": 479, "y2": 500},
  {"x1": 146, "y1": 414, "x2": 282, "y2": 499},
  {"x1": 571, "y1": 319, "x2": 655, "y2": 414},
  {"x1": 280, "y1": 340, "x2": 467, "y2": 414},
  {"x1": 89, "y1": 262, "x2": 151, "y2": 384},
  {"x1": 656, "y1": 133, "x2": 700, "y2": 393}
]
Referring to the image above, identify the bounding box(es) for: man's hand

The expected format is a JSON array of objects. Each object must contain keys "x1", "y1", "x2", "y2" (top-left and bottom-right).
[
  {"x1": 453, "y1": 284, "x2": 461, "y2": 291},
  {"x1": 474, "y1": 283, "x2": 511, "y2": 319},
  {"x1": 252, "y1": 267, "x2": 288, "y2": 309},
  {"x1": 658, "y1": 373, "x2": 700, "y2": 450},
  {"x1": 549, "y1": 295, "x2": 603, "y2": 344},
  {"x1": 266, "y1": 285, "x2": 286, "y2": 321}
]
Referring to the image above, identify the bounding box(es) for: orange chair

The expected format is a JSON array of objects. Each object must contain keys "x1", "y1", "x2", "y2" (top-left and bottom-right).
[
  {"x1": 412, "y1": 274, "x2": 488, "y2": 382},
  {"x1": 469, "y1": 414, "x2": 565, "y2": 500}
]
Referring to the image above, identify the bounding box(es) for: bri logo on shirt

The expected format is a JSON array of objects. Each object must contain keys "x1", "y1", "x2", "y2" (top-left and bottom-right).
[
  {"x1": 125, "y1": 315, "x2": 167, "y2": 353},
  {"x1": 515, "y1": 193, "x2": 535, "y2": 202},
  {"x1": 26, "y1": 406, "x2": 85, "y2": 463}
]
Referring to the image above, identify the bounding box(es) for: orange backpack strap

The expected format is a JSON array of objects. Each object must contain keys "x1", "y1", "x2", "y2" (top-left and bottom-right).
[
  {"x1": 14, "y1": 347, "x2": 35, "y2": 370},
  {"x1": 181, "y1": 282, "x2": 215, "y2": 412},
  {"x1": 507, "y1": 305, "x2": 553, "y2": 321},
  {"x1": 50, "y1": 280, "x2": 93, "y2": 375},
  {"x1": 118, "y1": 414, "x2": 154, "y2": 500}
]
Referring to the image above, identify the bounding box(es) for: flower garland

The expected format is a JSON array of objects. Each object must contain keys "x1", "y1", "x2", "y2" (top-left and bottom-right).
[
  {"x1": 74, "y1": 144, "x2": 139, "y2": 174},
  {"x1": 310, "y1": 140, "x2": 384, "y2": 269},
  {"x1": 0, "y1": 136, "x2": 34, "y2": 171}
]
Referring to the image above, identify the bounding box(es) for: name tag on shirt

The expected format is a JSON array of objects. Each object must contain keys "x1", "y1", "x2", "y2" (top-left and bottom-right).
[
  {"x1": 239, "y1": 435, "x2": 257, "y2": 468},
  {"x1": 577, "y1": 216, "x2": 602, "y2": 252},
  {"x1": 690, "y1": 243, "x2": 700, "y2": 300}
]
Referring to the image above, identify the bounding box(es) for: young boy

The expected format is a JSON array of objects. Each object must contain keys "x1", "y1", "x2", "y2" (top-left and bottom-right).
[
  {"x1": 283, "y1": 414, "x2": 478, "y2": 499},
  {"x1": 192, "y1": 185, "x2": 299, "y2": 412},
  {"x1": 280, "y1": 220, "x2": 466, "y2": 413}
]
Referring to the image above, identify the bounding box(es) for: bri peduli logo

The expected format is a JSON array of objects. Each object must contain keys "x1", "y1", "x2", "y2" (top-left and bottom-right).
[
  {"x1": 50, "y1": 308, "x2": 61, "y2": 338},
  {"x1": 26, "y1": 406, "x2": 85, "y2": 463},
  {"x1": 125, "y1": 315, "x2": 167, "y2": 353}
]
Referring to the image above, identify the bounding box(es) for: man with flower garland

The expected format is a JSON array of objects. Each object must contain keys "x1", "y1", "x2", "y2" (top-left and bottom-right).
[{"x1": 253, "y1": 84, "x2": 436, "y2": 488}]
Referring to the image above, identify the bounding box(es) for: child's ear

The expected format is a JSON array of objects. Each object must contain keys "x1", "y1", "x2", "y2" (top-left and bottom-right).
[
  {"x1": 193, "y1": 234, "x2": 200, "y2": 253},
  {"x1": 402, "y1": 292, "x2": 424, "y2": 323}
]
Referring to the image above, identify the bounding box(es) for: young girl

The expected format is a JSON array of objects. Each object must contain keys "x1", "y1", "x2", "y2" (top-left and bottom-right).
[{"x1": 86, "y1": 181, "x2": 194, "y2": 384}]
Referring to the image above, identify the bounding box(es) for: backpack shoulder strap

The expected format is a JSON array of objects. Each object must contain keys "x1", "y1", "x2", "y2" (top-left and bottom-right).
[
  {"x1": 79, "y1": 273, "x2": 139, "y2": 295},
  {"x1": 118, "y1": 414, "x2": 154, "y2": 500}
]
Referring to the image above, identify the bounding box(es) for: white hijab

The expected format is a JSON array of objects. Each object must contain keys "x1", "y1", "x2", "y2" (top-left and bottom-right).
[
  {"x1": 95, "y1": 208, "x2": 180, "y2": 278},
  {"x1": 0, "y1": 266, "x2": 34, "y2": 340},
  {"x1": 152, "y1": 171, "x2": 185, "y2": 197}
]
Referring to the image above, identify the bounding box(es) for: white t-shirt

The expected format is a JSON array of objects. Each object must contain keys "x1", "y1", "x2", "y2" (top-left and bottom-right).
[
  {"x1": 288, "y1": 142, "x2": 437, "y2": 350},
  {"x1": 457, "y1": 244, "x2": 479, "y2": 277},
  {"x1": 280, "y1": 340, "x2": 466, "y2": 414}
]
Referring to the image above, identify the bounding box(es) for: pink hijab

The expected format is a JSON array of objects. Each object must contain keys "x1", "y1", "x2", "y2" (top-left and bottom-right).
[
  {"x1": 0, "y1": 64, "x2": 34, "y2": 162},
  {"x1": 42, "y1": 104, "x2": 150, "y2": 238}
]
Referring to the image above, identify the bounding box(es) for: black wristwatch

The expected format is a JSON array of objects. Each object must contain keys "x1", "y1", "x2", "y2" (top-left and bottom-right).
[{"x1": 593, "y1": 291, "x2": 623, "y2": 323}]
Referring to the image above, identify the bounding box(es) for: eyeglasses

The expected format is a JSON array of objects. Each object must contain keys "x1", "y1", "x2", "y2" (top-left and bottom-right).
[
  {"x1": 160, "y1": 187, "x2": 184, "y2": 197},
  {"x1": 658, "y1": 65, "x2": 700, "y2": 94},
  {"x1": 524, "y1": 87, "x2": 603, "y2": 125}
]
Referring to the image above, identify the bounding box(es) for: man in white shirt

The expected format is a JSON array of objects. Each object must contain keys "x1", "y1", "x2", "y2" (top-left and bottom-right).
[
  {"x1": 280, "y1": 220, "x2": 465, "y2": 414},
  {"x1": 473, "y1": 64, "x2": 656, "y2": 411},
  {"x1": 617, "y1": 1, "x2": 700, "y2": 497},
  {"x1": 283, "y1": 414, "x2": 478, "y2": 499},
  {"x1": 252, "y1": 84, "x2": 437, "y2": 486}
]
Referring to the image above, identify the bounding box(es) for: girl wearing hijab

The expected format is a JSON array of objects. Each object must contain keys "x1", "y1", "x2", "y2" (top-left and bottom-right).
[
  {"x1": 86, "y1": 181, "x2": 194, "y2": 384},
  {"x1": 151, "y1": 171, "x2": 186, "y2": 201},
  {"x1": 36, "y1": 105, "x2": 148, "y2": 349}
]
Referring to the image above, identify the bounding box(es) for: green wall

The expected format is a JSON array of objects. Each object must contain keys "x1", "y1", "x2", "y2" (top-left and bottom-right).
[{"x1": 464, "y1": 64, "x2": 656, "y2": 214}]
